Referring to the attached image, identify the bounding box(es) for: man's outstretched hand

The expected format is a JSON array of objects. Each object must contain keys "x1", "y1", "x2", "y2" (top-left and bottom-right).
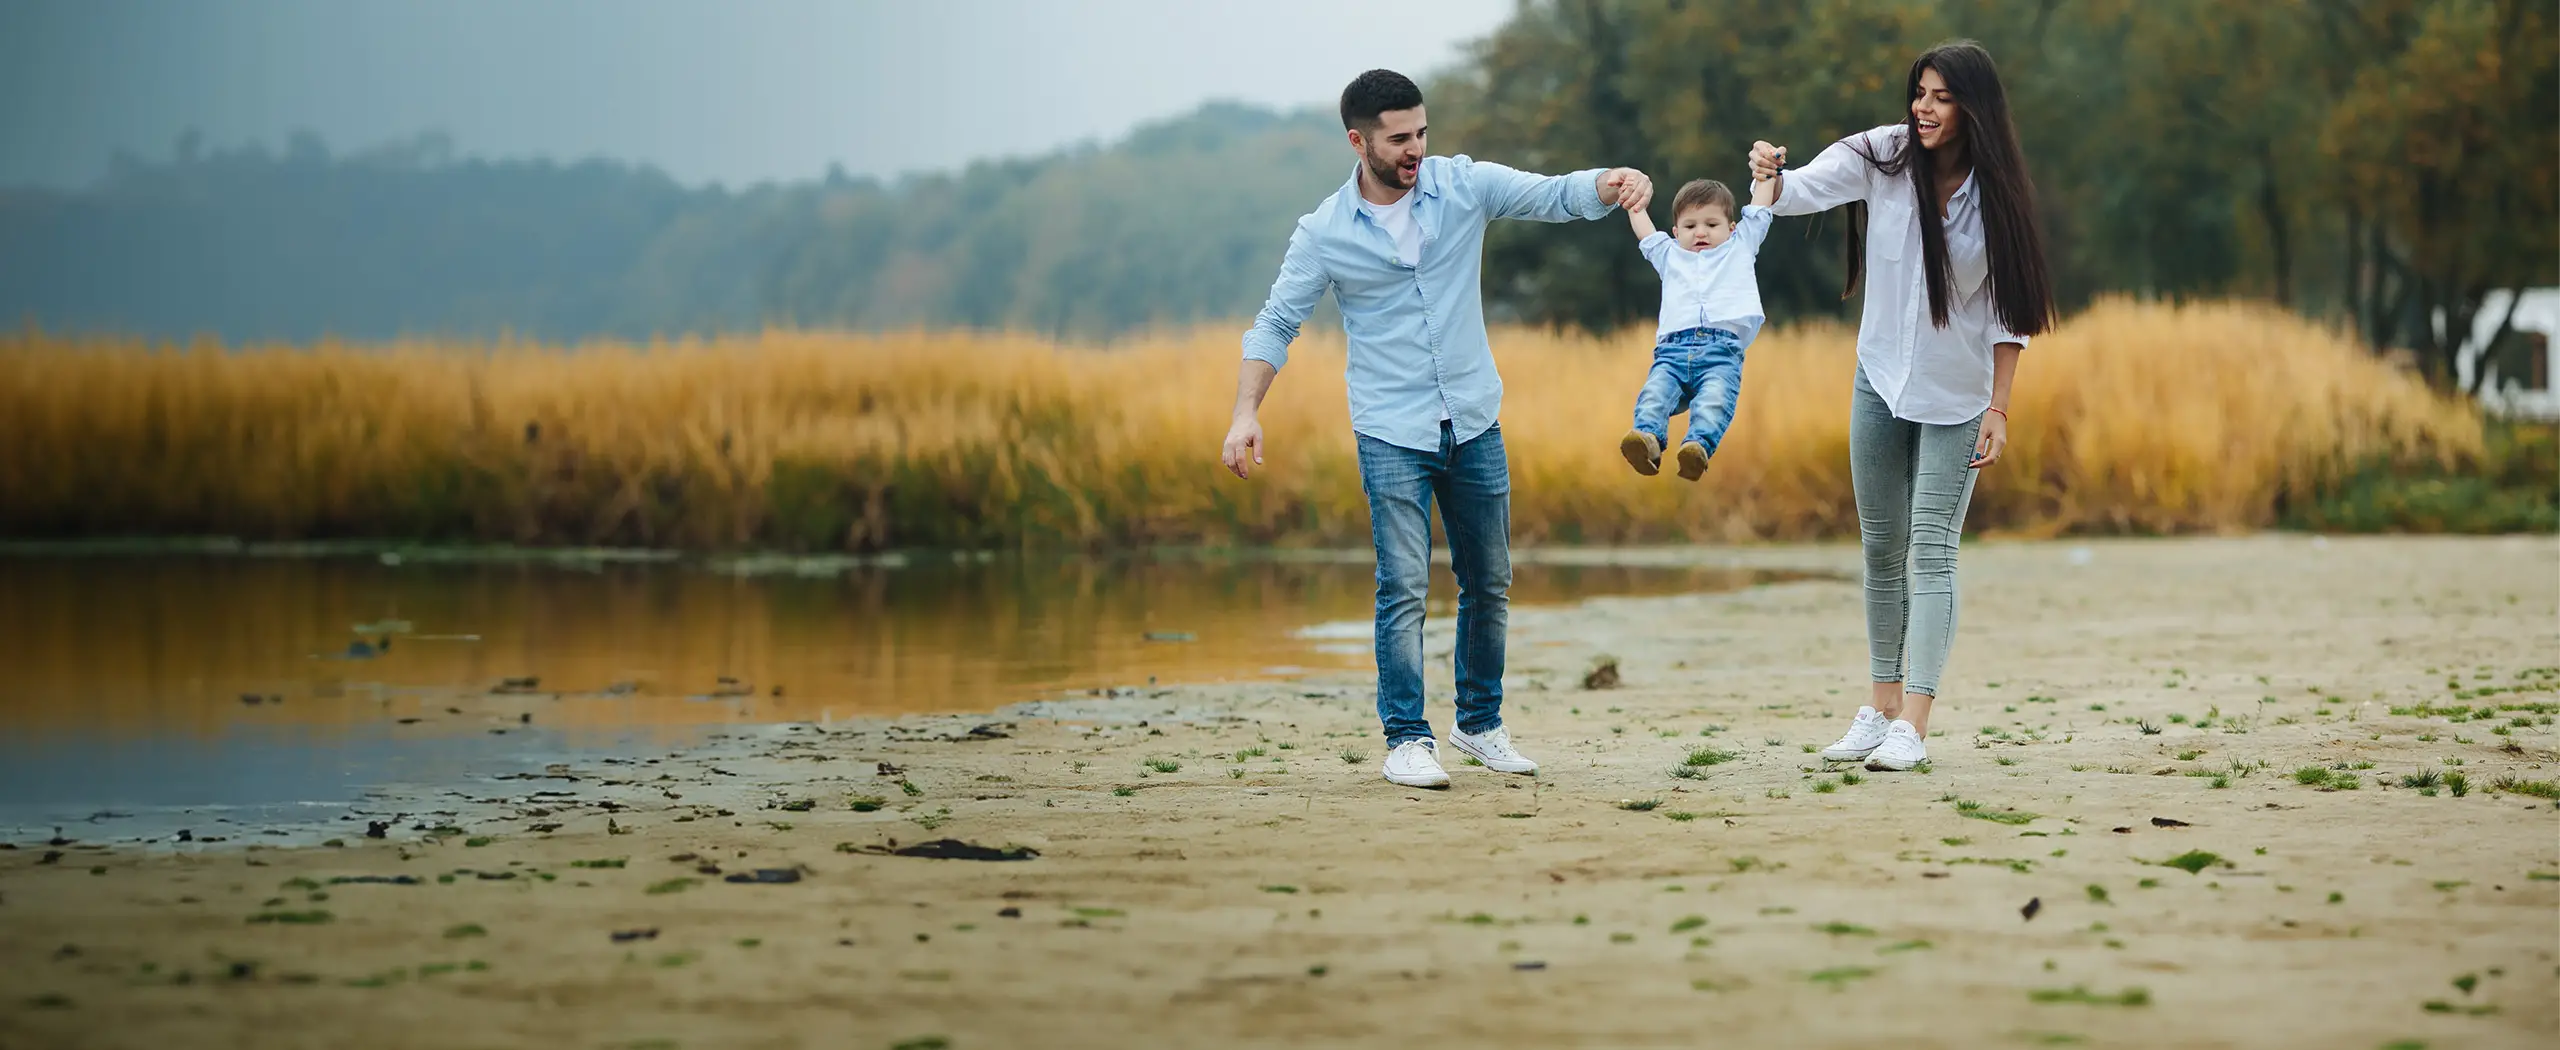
[
  {"x1": 1221, "y1": 415, "x2": 1265, "y2": 480},
  {"x1": 1597, "y1": 168, "x2": 1652, "y2": 210}
]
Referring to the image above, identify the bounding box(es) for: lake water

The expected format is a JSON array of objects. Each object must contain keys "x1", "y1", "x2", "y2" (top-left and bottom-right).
[{"x1": 0, "y1": 551, "x2": 1805, "y2": 844}]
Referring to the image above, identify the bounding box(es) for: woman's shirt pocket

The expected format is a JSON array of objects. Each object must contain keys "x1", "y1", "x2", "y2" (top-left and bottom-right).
[{"x1": 1869, "y1": 197, "x2": 1912, "y2": 263}]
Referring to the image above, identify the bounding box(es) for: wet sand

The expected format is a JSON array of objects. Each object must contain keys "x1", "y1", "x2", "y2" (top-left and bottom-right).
[{"x1": 3, "y1": 535, "x2": 2556, "y2": 1050}]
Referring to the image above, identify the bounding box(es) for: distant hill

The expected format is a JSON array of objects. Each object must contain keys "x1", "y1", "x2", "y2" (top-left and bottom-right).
[{"x1": 0, "y1": 103, "x2": 1352, "y2": 344}]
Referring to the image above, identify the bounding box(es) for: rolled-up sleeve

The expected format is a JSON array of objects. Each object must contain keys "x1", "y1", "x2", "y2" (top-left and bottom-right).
[
  {"x1": 1637, "y1": 230, "x2": 1676, "y2": 276},
  {"x1": 1735, "y1": 205, "x2": 1776, "y2": 254},
  {"x1": 1468, "y1": 155, "x2": 1614, "y2": 223},
  {"x1": 1241, "y1": 218, "x2": 1328, "y2": 371},
  {"x1": 1771, "y1": 132, "x2": 1880, "y2": 217}
]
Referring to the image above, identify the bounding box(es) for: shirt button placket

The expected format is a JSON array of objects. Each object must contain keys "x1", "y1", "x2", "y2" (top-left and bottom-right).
[{"x1": 1416, "y1": 267, "x2": 1451, "y2": 435}]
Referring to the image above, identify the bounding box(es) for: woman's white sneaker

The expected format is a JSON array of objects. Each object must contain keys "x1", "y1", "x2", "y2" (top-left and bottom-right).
[
  {"x1": 1819, "y1": 706, "x2": 1893, "y2": 761},
  {"x1": 1866, "y1": 720, "x2": 1928, "y2": 771},
  {"x1": 1382, "y1": 739, "x2": 1451, "y2": 787},
  {"x1": 1448, "y1": 724, "x2": 1538, "y2": 774}
]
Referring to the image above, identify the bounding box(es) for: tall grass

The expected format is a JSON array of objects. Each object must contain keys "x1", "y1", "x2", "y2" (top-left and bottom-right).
[{"x1": 0, "y1": 298, "x2": 2487, "y2": 549}]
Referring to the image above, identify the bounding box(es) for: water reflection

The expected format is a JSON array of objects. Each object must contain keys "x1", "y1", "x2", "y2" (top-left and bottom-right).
[
  {"x1": 0, "y1": 553, "x2": 1802, "y2": 742},
  {"x1": 0, "y1": 552, "x2": 1811, "y2": 839}
]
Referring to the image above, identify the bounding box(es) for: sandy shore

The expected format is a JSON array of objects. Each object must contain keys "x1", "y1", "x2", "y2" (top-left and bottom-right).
[{"x1": 4, "y1": 535, "x2": 2556, "y2": 1050}]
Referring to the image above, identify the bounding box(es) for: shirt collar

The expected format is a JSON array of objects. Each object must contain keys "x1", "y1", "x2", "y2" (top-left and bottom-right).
[{"x1": 1948, "y1": 169, "x2": 1979, "y2": 205}]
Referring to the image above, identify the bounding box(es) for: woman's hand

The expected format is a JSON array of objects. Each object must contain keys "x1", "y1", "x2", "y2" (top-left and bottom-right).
[
  {"x1": 1748, "y1": 141, "x2": 1788, "y2": 182},
  {"x1": 1971, "y1": 409, "x2": 2007, "y2": 469}
]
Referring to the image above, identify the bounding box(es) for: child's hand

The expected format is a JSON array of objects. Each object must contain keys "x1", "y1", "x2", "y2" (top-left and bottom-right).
[
  {"x1": 1622, "y1": 180, "x2": 1651, "y2": 214},
  {"x1": 1749, "y1": 141, "x2": 1787, "y2": 181}
]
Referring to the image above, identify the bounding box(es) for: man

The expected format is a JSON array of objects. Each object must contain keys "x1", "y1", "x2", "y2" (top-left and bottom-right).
[{"x1": 1219, "y1": 68, "x2": 1652, "y2": 788}]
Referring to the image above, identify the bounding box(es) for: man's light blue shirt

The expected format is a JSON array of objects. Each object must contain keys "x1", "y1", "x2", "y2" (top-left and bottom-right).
[{"x1": 1241, "y1": 155, "x2": 1613, "y2": 452}]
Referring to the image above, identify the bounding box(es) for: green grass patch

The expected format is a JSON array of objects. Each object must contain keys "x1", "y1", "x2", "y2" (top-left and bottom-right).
[
  {"x1": 1684, "y1": 746, "x2": 1739, "y2": 767},
  {"x1": 246, "y1": 910, "x2": 333, "y2": 925},
  {"x1": 1813, "y1": 921, "x2": 1876, "y2": 936},
  {"x1": 2421, "y1": 1000, "x2": 2499, "y2": 1016},
  {"x1": 2029, "y1": 985, "x2": 2152, "y2": 1007},
  {"x1": 2161, "y1": 850, "x2": 2222, "y2": 875},
  {"x1": 643, "y1": 878, "x2": 701, "y2": 896},
  {"x1": 1807, "y1": 966, "x2": 1876, "y2": 988},
  {"x1": 2490, "y1": 776, "x2": 2560, "y2": 800},
  {"x1": 443, "y1": 923, "x2": 486, "y2": 939},
  {"x1": 1952, "y1": 799, "x2": 2038, "y2": 824}
]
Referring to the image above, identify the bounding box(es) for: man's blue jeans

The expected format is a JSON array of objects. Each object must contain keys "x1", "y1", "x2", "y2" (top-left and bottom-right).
[
  {"x1": 1355, "y1": 420, "x2": 1510, "y2": 748},
  {"x1": 1631, "y1": 325, "x2": 1746, "y2": 455}
]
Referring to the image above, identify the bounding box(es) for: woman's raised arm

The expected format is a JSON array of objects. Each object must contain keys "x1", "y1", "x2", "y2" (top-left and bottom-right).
[{"x1": 1754, "y1": 134, "x2": 1876, "y2": 217}]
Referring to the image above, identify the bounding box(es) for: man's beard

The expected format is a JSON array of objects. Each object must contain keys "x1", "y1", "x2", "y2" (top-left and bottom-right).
[{"x1": 1365, "y1": 151, "x2": 1414, "y2": 190}]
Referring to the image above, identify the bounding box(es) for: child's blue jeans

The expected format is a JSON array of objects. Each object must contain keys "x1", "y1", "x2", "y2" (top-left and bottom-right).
[{"x1": 1631, "y1": 326, "x2": 1746, "y2": 454}]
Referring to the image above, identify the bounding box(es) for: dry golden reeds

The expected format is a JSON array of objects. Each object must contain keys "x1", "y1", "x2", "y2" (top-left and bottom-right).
[{"x1": 0, "y1": 298, "x2": 2481, "y2": 549}]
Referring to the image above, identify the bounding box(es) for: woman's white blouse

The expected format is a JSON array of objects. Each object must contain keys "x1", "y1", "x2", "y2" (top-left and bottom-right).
[{"x1": 1772, "y1": 124, "x2": 2028, "y2": 425}]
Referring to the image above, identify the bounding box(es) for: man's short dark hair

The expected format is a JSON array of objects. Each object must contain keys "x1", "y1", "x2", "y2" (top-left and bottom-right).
[{"x1": 1340, "y1": 69, "x2": 1424, "y2": 132}]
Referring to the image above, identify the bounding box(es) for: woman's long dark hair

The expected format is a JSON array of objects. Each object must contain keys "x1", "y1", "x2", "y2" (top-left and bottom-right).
[{"x1": 1844, "y1": 40, "x2": 2054, "y2": 337}]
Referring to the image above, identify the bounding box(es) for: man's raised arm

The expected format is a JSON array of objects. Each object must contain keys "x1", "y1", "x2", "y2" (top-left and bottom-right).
[{"x1": 1469, "y1": 156, "x2": 1651, "y2": 224}]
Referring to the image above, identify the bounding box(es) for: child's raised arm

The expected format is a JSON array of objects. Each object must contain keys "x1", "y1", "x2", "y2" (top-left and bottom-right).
[
  {"x1": 1749, "y1": 168, "x2": 1779, "y2": 209},
  {"x1": 1626, "y1": 190, "x2": 1657, "y2": 240}
]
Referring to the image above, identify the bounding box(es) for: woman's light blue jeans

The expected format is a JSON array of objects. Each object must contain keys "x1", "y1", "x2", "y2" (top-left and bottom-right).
[{"x1": 1850, "y1": 365, "x2": 1981, "y2": 697}]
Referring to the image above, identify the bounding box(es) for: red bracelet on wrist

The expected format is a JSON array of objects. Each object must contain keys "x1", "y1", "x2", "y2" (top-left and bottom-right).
[{"x1": 1984, "y1": 407, "x2": 2008, "y2": 420}]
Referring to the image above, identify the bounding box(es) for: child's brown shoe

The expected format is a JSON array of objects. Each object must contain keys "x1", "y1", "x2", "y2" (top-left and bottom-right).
[
  {"x1": 1619, "y1": 430, "x2": 1662, "y2": 476},
  {"x1": 1676, "y1": 441, "x2": 1710, "y2": 481}
]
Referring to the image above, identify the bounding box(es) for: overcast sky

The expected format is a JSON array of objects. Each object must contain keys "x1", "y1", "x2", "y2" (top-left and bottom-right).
[{"x1": 0, "y1": 0, "x2": 1516, "y2": 189}]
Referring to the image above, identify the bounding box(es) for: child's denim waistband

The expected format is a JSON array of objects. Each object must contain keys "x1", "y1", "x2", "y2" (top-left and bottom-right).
[{"x1": 1656, "y1": 326, "x2": 1743, "y2": 351}]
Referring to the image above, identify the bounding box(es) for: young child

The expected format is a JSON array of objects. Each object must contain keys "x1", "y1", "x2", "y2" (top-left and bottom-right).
[{"x1": 1619, "y1": 173, "x2": 1777, "y2": 480}]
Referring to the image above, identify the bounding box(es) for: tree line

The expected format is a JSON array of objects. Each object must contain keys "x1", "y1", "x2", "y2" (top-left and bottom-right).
[
  {"x1": 1435, "y1": 0, "x2": 2557, "y2": 391},
  {"x1": 2, "y1": 1, "x2": 2550, "y2": 391}
]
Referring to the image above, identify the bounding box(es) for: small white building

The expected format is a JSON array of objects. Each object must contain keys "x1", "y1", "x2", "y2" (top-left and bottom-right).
[{"x1": 2449, "y1": 288, "x2": 2558, "y2": 419}]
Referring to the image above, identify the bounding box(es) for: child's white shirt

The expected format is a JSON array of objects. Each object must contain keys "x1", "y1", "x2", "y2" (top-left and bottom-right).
[{"x1": 1641, "y1": 204, "x2": 1774, "y2": 344}]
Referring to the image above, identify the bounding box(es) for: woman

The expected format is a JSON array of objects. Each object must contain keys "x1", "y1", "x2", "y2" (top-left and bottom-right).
[{"x1": 1749, "y1": 40, "x2": 2055, "y2": 771}]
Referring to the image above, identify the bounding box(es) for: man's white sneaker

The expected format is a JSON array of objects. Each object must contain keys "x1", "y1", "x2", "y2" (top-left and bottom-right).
[
  {"x1": 1819, "y1": 706, "x2": 1892, "y2": 762},
  {"x1": 1382, "y1": 739, "x2": 1451, "y2": 788},
  {"x1": 1448, "y1": 724, "x2": 1538, "y2": 774},
  {"x1": 1866, "y1": 720, "x2": 1928, "y2": 771}
]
